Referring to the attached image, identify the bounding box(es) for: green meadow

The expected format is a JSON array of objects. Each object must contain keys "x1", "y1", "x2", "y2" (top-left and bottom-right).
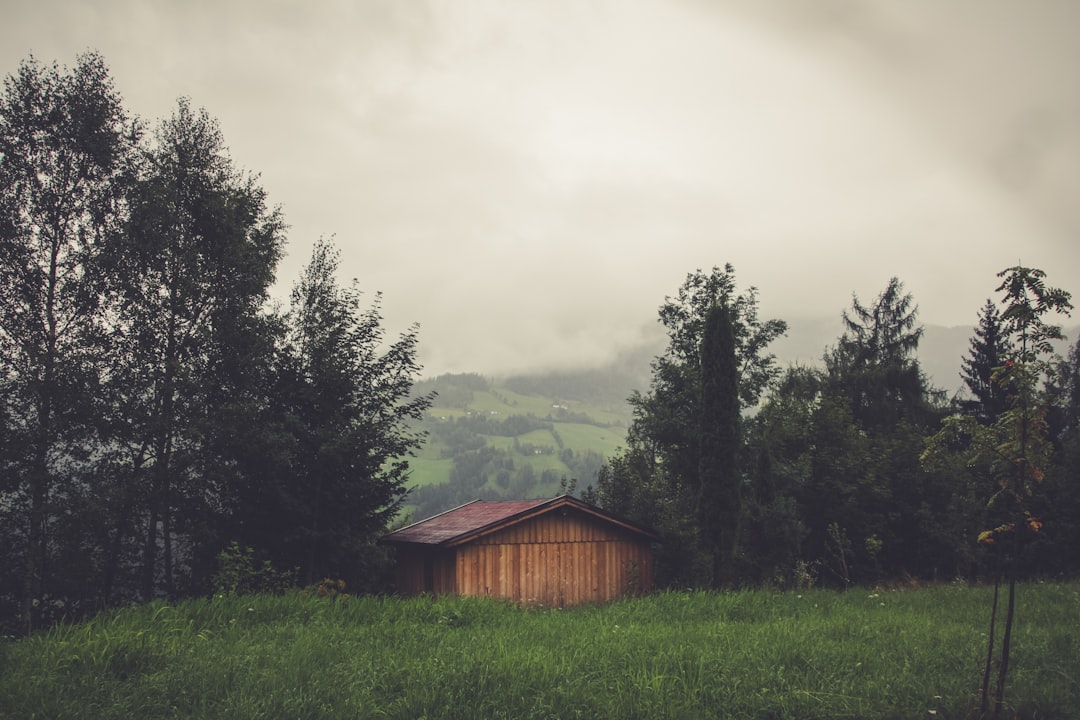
[
  {"x1": 2, "y1": 582, "x2": 1077, "y2": 719},
  {"x1": 404, "y1": 375, "x2": 631, "y2": 502}
]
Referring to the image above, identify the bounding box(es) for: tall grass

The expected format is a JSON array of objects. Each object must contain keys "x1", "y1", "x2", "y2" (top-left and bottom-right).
[{"x1": 1, "y1": 582, "x2": 1077, "y2": 719}]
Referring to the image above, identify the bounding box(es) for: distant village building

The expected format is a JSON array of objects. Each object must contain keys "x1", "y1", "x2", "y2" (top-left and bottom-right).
[{"x1": 381, "y1": 495, "x2": 655, "y2": 606}]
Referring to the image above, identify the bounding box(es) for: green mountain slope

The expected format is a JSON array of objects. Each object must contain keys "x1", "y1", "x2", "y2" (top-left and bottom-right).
[{"x1": 403, "y1": 370, "x2": 639, "y2": 520}]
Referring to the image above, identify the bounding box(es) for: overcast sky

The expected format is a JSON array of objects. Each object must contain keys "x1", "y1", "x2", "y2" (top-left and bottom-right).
[{"x1": 4, "y1": 0, "x2": 1078, "y2": 376}]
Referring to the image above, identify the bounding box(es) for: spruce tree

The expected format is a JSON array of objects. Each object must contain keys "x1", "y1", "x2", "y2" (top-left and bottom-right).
[
  {"x1": 830, "y1": 277, "x2": 930, "y2": 431},
  {"x1": 960, "y1": 299, "x2": 1012, "y2": 422}
]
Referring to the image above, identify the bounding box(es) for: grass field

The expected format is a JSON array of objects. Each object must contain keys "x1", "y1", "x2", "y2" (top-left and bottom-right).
[{"x1": 2, "y1": 582, "x2": 1077, "y2": 719}]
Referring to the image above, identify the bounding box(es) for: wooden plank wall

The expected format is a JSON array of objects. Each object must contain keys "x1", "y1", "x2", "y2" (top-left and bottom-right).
[
  {"x1": 454, "y1": 511, "x2": 653, "y2": 606},
  {"x1": 393, "y1": 547, "x2": 456, "y2": 595}
]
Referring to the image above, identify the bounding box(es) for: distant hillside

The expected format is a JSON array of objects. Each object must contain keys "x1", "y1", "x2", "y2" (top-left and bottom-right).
[{"x1": 405, "y1": 369, "x2": 638, "y2": 521}]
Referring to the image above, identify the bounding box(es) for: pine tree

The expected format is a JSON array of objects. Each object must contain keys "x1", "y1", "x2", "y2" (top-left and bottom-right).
[
  {"x1": 960, "y1": 299, "x2": 1012, "y2": 422},
  {"x1": 829, "y1": 277, "x2": 931, "y2": 431}
]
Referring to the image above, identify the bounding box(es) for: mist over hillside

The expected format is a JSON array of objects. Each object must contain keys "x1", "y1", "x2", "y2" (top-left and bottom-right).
[
  {"x1": 772, "y1": 319, "x2": 1079, "y2": 399},
  {"x1": 432, "y1": 318, "x2": 1080, "y2": 406}
]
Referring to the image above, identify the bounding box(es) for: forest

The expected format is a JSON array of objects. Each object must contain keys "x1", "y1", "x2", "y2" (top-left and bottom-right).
[
  {"x1": 2, "y1": 52, "x2": 1078, "y2": 639},
  {"x1": 0, "y1": 53, "x2": 433, "y2": 634}
]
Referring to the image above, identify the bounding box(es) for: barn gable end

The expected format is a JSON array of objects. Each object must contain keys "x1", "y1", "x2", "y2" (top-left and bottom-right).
[{"x1": 382, "y1": 495, "x2": 655, "y2": 606}]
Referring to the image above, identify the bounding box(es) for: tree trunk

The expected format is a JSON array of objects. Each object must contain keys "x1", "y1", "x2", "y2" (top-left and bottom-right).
[
  {"x1": 305, "y1": 472, "x2": 323, "y2": 586},
  {"x1": 994, "y1": 574, "x2": 1018, "y2": 718},
  {"x1": 141, "y1": 496, "x2": 159, "y2": 601},
  {"x1": 142, "y1": 322, "x2": 177, "y2": 601},
  {"x1": 101, "y1": 493, "x2": 131, "y2": 606},
  {"x1": 21, "y1": 463, "x2": 47, "y2": 636},
  {"x1": 979, "y1": 574, "x2": 1000, "y2": 718},
  {"x1": 22, "y1": 241, "x2": 61, "y2": 635},
  {"x1": 163, "y1": 500, "x2": 174, "y2": 598}
]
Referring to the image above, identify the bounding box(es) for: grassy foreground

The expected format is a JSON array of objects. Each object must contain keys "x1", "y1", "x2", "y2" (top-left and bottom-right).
[{"x1": 1, "y1": 583, "x2": 1077, "y2": 719}]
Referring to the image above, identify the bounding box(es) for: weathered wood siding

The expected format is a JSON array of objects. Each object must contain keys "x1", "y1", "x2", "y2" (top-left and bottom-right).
[
  {"x1": 453, "y1": 509, "x2": 653, "y2": 606},
  {"x1": 393, "y1": 546, "x2": 456, "y2": 595}
]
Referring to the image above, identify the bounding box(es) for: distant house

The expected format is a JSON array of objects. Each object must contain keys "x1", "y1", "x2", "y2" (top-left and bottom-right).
[{"x1": 381, "y1": 495, "x2": 656, "y2": 606}]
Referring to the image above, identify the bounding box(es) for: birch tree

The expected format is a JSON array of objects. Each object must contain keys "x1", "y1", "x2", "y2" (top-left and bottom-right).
[{"x1": 0, "y1": 52, "x2": 137, "y2": 632}]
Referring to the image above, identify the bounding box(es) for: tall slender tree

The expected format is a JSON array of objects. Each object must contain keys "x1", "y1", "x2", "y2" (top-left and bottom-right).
[
  {"x1": 597, "y1": 265, "x2": 786, "y2": 587},
  {"x1": 108, "y1": 97, "x2": 284, "y2": 600},
  {"x1": 983, "y1": 266, "x2": 1072, "y2": 717},
  {"x1": 0, "y1": 52, "x2": 137, "y2": 632},
  {"x1": 923, "y1": 266, "x2": 1072, "y2": 719},
  {"x1": 698, "y1": 302, "x2": 740, "y2": 587}
]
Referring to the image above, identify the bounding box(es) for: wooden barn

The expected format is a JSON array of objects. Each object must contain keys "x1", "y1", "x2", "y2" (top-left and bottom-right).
[{"x1": 382, "y1": 495, "x2": 656, "y2": 606}]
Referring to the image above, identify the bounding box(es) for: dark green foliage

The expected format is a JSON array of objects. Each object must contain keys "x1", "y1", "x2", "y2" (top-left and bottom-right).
[
  {"x1": 596, "y1": 266, "x2": 787, "y2": 588},
  {"x1": 997, "y1": 266, "x2": 1073, "y2": 362},
  {"x1": 828, "y1": 277, "x2": 936, "y2": 431},
  {"x1": 237, "y1": 237, "x2": 432, "y2": 588},
  {"x1": 0, "y1": 53, "x2": 433, "y2": 631},
  {"x1": 0, "y1": 51, "x2": 138, "y2": 633},
  {"x1": 961, "y1": 299, "x2": 1012, "y2": 422},
  {"x1": 655, "y1": 265, "x2": 787, "y2": 409},
  {"x1": 740, "y1": 366, "x2": 817, "y2": 585},
  {"x1": 743, "y1": 279, "x2": 958, "y2": 586},
  {"x1": 923, "y1": 265, "x2": 1073, "y2": 718},
  {"x1": 108, "y1": 97, "x2": 285, "y2": 601},
  {"x1": 698, "y1": 303, "x2": 740, "y2": 587},
  {"x1": 1040, "y1": 339, "x2": 1080, "y2": 575},
  {"x1": 815, "y1": 278, "x2": 948, "y2": 581},
  {"x1": 212, "y1": 542, "x2": 296, "y2": 597}
]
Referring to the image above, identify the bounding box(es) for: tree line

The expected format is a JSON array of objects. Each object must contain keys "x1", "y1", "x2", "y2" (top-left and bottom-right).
[
  {"x1": 585, "y1": 265, "x2": 1077, "y2": 594},
  {"x1": 0, "y1": 53, "x2": 431, "y2": 634}
]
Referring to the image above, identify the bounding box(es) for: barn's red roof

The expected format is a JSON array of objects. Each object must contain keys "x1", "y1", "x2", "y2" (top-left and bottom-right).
[{"x1": 382, "y1": 495, "x2": 655, "y2": 547}]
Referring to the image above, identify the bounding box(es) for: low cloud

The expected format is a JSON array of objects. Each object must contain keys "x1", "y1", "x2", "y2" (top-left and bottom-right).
[{"x1": 3, "y1": 0, "x2": 1076, "y2": 376}]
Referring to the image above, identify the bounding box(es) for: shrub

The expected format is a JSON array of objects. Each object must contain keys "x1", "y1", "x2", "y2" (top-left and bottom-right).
[{"x1": 212, "y1": 542, "x2": 296, "y2": 596}]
